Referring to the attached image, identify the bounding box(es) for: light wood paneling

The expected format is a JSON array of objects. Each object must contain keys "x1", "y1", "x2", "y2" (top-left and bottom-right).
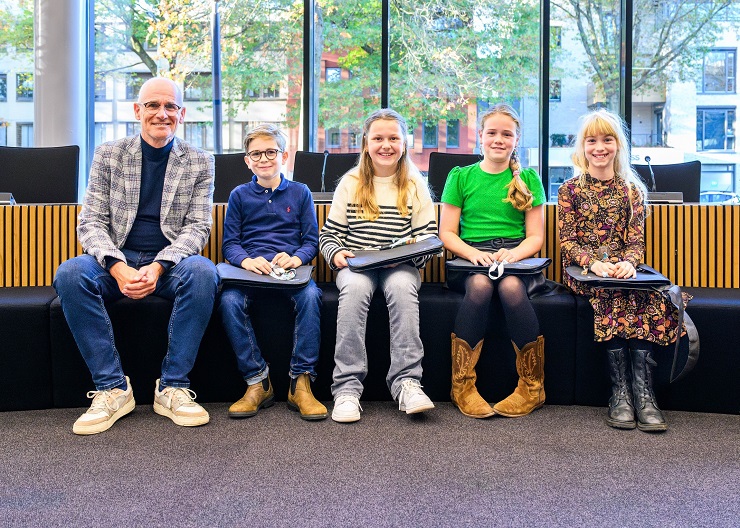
[{"x1": 1, "y1": 204, "x2": 738, "y2": 288}]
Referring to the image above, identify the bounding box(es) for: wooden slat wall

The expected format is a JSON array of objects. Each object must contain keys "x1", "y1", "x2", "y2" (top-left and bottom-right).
[{"x1": 1, "y1": 204, "x2": 738, "y2": 288}]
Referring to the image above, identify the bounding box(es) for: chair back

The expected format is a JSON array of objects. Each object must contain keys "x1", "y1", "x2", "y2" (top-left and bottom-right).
[
  {"x1": 213, "y1": 153, "x2": 250, "y2": 203},
  {"x1": 427, "y1": 152, "x2": 481, "y2": 200},
  {"x1": 293, "y1": 151, "x2": 359, "y2": 192},
  {"x1": 0, "y1": 145, "x2": 79, "y2": 203},
  {"x1": 633, "y1": 160, "x2": 701, "y2": 203}
]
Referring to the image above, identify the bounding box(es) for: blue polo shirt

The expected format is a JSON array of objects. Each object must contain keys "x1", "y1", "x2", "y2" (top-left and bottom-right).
[{"x1": 221, "y1": 174, "x2": 318, "y2": 267}]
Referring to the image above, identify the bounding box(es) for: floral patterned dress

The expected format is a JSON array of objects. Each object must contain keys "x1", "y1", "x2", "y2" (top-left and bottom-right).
[{"x1": 558, "y1": 174, "x2": 687, "y2": 345}]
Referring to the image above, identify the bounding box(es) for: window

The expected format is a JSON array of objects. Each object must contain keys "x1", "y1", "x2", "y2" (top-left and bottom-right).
[
  {"x1": 551, "y1": 26, "x2": 562, "y2": 48},
  {"x1": 447, "y1": 120, "x2": 459, "y2": 148},
  {"x1": 17, "y1": 123, "x2": 33, "y2": 147},
  {"x1": 701, "y1": 163, "x2": 736, "y2": 194},
  {"x1": 94, "y1": 77, "x2": 107, "y2": 101},
  {"x1": 263, "y1": 85, "x2": 279, "y2": 98},
  {"x1": 0, "y1": 74, "x2": 6, "y2": 102},
  {"x1": 348, "y1": 129, "x2": 361, "y2": 149},
  {"x1": 326, "y1": 67, "x2": 342, "y2": 83},
  {"x1": 126, "y1": 122, "x2": 141, "y2": 137},
  {"x1": 327, "y1": 128, "x2": 341, "y2": 148},
  {"x1": 548, "y1": 167, "x2": 574, "y2": 201},
  {"x1": 423, "y1": 121, "x2": 438, "y2": 148},
  {"x1": 94, "y1": 123, "x2": 114, "y2": 144},
  {"x1": 184, "y1": 122, "x2": 214, "y2": 150},
  {"x1": 549, "y1": 80, "x2": 562, "y2": 102},
  {"x1": 0, "y1": 125, "x2": 6, "y2": 146},
  {"x1": 184, "y1": 73, "x2": 212, "y2": 101},
  {"x1": 697, "y1": 107, "x2": 736, "y2": 151},
  {"x1": 701, "y1": 49, "x2": 736, "y2": 94},
  {"x1": 126, "y1": 72, "x2": 153, "y2": 100},
  {"x1": 16, "y1": 73, "x2": 34, "y2": 101}
]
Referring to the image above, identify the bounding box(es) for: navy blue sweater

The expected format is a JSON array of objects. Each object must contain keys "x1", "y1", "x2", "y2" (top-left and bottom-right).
[{"x1": 222, "y1": 174, "x2": 318, "y2": 267}]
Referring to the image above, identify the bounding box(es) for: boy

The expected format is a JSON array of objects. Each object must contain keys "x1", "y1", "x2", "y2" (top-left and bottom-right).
[{"x1": 217, "y1": 124, "x2": 326, "y2": 420}]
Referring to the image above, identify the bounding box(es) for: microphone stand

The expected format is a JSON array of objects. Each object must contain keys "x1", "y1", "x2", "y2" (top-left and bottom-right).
[
  {"x1": 645, "y1": 156, "x2": 657, "y2": 192},
  {"x1": 320, "y1": 150, "x2": 329, "y2": 193}
]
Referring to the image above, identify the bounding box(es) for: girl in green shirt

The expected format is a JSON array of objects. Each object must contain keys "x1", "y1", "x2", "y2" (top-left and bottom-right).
[{"x1": 439, "y1": 103, "x2": 547, "y2": 419}]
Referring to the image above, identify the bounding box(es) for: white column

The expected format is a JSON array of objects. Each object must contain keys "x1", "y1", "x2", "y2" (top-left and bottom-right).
[{"x1": 34, "y1": 0, "x2": 86, "y2": 196}]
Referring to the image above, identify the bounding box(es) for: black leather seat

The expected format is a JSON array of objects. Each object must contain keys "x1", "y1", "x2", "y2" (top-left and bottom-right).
[
  {"x1": 427, "y1": 152, "x2": 481, "y2": 200},
  {"x1": 293, "y1": 151, "x2": 359, "y2": 192},
  {"x1": 213, "y1": 153, "x2": 251, "y2": 203},
  {"x1": 633, "y1": 160, "x2": 701, "y2": 203},
  {"x1": 0, "y1": 145, "x2": 79, "y2": 204}
]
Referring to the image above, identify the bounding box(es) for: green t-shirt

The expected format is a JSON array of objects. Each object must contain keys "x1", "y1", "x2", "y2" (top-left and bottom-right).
[{"x1": 440, "y1": 163, "x2": 545, "y2": 241}]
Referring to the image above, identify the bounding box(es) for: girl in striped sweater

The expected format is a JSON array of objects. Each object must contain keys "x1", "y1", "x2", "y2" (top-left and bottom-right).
[{"x1": 320, "y1": 109, "x2": 437, "y2": 423}]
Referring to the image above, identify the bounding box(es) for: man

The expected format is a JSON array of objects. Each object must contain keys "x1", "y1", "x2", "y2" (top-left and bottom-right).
[{"x1": 54, "y1": 77, "x2": 219, "y2": 435}]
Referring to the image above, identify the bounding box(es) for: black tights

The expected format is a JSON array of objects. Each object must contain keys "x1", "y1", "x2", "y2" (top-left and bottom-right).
[{"x1": 454, "y1": 274, "x2": 539, "y2": 349}]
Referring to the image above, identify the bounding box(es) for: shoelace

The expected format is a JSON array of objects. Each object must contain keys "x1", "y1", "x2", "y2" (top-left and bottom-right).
[
  {"x1": 164, "y1": 387, "x2": 198, "y2": 409},
  {"x1": 85, "y1": 389, "x2": 121, "y2": 413},
  {"x1": 335, "y1": 394, "x2": 362, "y2": 411},
  {"x1": 398, "y1": 380, "x2": 424, "y2": 410}
]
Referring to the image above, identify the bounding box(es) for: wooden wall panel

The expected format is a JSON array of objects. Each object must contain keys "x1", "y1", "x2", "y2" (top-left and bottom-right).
[{"x1": 1, "y1": 203, "x2": 738, "y2": 288}]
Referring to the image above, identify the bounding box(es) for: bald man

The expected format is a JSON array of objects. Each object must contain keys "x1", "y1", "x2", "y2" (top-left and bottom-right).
[{"x1": 54, "y1": 77, "x2": 219, "y2": 435}]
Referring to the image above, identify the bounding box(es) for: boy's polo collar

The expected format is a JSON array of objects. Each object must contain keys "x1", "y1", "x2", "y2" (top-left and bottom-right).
[{"x1": 249, "y1": 173, "x2": 288, "y2": 193}]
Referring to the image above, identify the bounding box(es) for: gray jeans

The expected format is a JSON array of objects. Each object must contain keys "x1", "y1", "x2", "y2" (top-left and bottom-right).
[{"x1": 332, "y1": 264, "x2": 424, "y2": 400}]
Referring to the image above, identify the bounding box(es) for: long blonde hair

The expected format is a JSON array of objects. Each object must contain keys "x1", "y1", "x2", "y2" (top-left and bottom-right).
[
  {"x1": 353, "y1": 108, "x2": 419, "y2": 221},
  {"x1": 479, "y1": 103, "x2": 533, "y2": 211},
  {"x1": 571, "y1": 109, "x2": 648, "y2": 212}
]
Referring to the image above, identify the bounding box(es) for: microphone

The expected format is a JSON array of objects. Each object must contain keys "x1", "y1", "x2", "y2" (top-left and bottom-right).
[
  {"x1": 644, "y1": 156, "x2": 657, "y2": 192},
  {"x1": 320, "y1": 150, "x2": 329, "y2": 193}
]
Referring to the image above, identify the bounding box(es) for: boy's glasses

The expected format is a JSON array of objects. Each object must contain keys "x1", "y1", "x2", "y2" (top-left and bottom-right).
[
  {"x1": 247, "y1": 149, "x2": 282, "y2": 162},
  {"x1": 137, "y1": 101, "x2": 182, "y2": 115}
]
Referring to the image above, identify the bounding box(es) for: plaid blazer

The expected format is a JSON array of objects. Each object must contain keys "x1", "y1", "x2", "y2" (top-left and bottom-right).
[{"x1": 77, "y1": 135, "x2": 215, "y2": 267}]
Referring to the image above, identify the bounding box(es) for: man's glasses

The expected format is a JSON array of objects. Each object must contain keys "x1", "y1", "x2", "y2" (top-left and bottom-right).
[
  {"x1": 137, "y1": 101, "x2": 182, "y2": 115},
  {"x1": 247, "y1": 149, "x2": 282, "y2": 162}
]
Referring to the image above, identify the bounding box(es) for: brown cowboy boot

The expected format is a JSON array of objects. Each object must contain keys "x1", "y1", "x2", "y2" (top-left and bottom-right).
[
  {"x1": 287, "y1": 373, "x2": 328, "y2": 421},
  {"x1": 493, "y1": 335, "x2": 546, "y2": 417},
  {"x1": 228, "y1": 376, "x2": 274, "y2": 418},
  {"x1": 450, "y1": 333, "x2": 495, "y2": 418}
]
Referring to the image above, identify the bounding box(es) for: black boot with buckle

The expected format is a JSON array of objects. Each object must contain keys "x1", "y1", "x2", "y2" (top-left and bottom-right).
[
  {"x1": 605, "y1": 341, "x2": 636, "y2": 429},
  {"x1": 629, "y1": 341, "x2": 668, "y2": 432}
]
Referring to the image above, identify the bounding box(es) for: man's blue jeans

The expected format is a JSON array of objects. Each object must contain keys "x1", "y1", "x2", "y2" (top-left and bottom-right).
[
  {"x1": 53, "y1": 250, "x2": 219, "y2": 391},
  {"x1": 217, "y1": 280, "x2": 322, "y2": 384}
]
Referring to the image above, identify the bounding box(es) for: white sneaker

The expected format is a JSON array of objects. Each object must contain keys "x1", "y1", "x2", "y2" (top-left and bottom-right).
[
  {"x1": 72, "y1": 376, "x2": 135, "y2": 435},
  {"x1": 331, "y1": 393, "x2": 362, "y2": 423},
  {"x1": 153, "y1": 379, "x2": 209, "y2": 427},
  {"x1": 398, "y1": 379, "x2": 435, "y2": 414}
]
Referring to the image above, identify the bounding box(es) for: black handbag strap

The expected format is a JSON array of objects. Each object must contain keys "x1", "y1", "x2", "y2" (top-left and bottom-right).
[{"x1": 664, "y1": 284, "x2": 700, "y2": 383}]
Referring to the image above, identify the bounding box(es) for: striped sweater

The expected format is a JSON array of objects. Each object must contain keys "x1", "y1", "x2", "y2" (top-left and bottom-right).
[{"x1": 319, "y1": 170, "x2": 437, "y2": 270}]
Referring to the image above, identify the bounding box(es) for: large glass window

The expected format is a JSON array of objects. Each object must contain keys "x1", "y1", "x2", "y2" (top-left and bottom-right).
[
  {"x1": 184, "y1": 122, "x2": 214, "y2": 150},
  {"x1": 16, "y1": 72, "x2": 33, "y2": 101},
  {"x1": 697, "y1": 107, "x2": 736, "y2": 151},
  {"x1": 317, "y1": 2, "x2": 380, "y2": 156},
  {"x1": 0, "y1": 73, "x2": 7, "y2": 102},
  {"x1": 701, "y1": 49, "x2": 736, "y2": 94}
]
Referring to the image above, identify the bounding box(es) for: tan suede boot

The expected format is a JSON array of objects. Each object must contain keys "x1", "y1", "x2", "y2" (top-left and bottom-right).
[
  {"x1": 450, "y1": 333, "x2": 495, "y2": 418},
  {"x1": 493, "y1": 335, "x2": 546, "y2": 417},
  {"x1": 287, "y1": 373, "x2": 328, "y2": 421},
  {"x1": 228, "y1": 376, "x2": 274, "y2": 418}
]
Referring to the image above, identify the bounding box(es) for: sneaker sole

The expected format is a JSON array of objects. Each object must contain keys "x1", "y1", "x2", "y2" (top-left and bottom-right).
[
  {"x1": 153, "y1": 401, "x2": 209, "y2": 427},
  {"x1": 331, "y1": 410, "x2": 361, "y2": 423},
  {"x1": 228, "y1": 396, "x2": 275, "y2": 419},
  {"x1": 72, "y1": 397, "x2": 136, "y2": 435},
  {"x1": 401, "y1": 401, "x2": 435, "y2": 414}
]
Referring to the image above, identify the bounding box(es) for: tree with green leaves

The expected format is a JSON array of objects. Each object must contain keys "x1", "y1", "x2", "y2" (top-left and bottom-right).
[{"x1": 552, "y1": 0, "x2": 733, "y2": 106}]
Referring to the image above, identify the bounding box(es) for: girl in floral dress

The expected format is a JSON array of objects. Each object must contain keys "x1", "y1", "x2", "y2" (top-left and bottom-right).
[{"x1": 558, "y1": 109, "x2": 686, "y2": 432}]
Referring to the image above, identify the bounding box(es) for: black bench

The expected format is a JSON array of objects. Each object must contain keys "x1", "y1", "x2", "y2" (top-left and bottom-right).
[{"x1": 1, "y1": 284, "x2": 738, "y2": 415}]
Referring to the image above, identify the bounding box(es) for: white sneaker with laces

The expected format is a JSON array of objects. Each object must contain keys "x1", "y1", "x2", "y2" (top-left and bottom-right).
[
  {"x1": 331, "y1": 393, "x2": 362, "y2": 423},
  {"x1": 398, "y1": 379, "x2": 435, "y2": 414},
  {"x1": 72, "y1": 376, "x2": 135, "y2": 435},
  {"x1": 153, "y1": 379, "x2": 209, "y2": 427}
]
